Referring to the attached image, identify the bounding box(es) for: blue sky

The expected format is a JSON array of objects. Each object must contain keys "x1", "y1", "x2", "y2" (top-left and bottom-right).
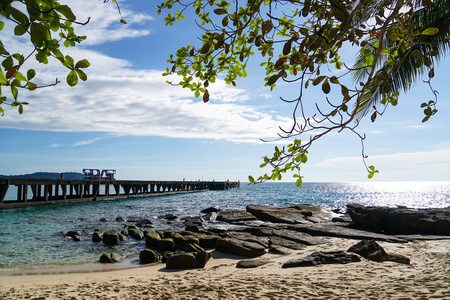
[{"x1": 0, "y1": 0, "x2": 449, "y2": 182}]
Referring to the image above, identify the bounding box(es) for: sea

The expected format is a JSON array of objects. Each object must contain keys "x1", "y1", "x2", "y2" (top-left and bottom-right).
[{"x1": 0, "y1": 181, "x2": 449, "y2": 274}]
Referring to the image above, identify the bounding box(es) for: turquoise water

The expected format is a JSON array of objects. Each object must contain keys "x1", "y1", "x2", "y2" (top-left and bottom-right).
[{"x1": 0, "y1": 182, "x2": 449, "y2": 273}]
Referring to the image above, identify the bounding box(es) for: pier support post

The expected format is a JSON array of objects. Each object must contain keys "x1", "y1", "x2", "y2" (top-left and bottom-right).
[{"x1": 0, "y1": 180, "x2": 10, "y2": 204}]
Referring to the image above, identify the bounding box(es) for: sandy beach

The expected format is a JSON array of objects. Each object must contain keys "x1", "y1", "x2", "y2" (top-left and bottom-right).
[{"x1": 1, "y1": 237, "x2": 449, "y2": 300}]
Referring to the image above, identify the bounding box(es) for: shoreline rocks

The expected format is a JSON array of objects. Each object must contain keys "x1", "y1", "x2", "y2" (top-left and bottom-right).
[
  {"x1": 65, "y1": 203, "x2": 448, "y2": 269},
  {"x1": 347, "y1": 203, "x2": 450, "y2": 235}
]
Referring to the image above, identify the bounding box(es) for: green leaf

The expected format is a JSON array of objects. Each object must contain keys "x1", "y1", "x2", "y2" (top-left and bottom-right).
[
  {"x1": 64, "y1": 55, "x2": 74, "y2": 68},
  {"x1": 11, "y1": 86, "x2": 18, "y2": 100},
  {"x1": 421, "y1": 27, "x2": 439, "y2": 36},
  {"x1": 75, "y1": 69, "x2": 87, "y2": 81},
  {"x1": 55, "y1": 5, "x2": 76, "y2": 21},
  {"x1": 313, "y1": 76, "x2": 326, "y2": 86},
  {"x1": 14, "y1": 24, "x2": 28, "y2": 36},
  {"x1": 214, "y1": 8, "x2": 227, "y2": 15},
  {"x1": 18, "y1": 104, "x2": 23, "y2": 114},
  {"x1": 322, "y1": 79, "x2": 330, "y2": 94},
  {"x1": 368, "y1": 173, "x2": 374, "y2": 179},
  {"x1": 27, "y1": 69, "x2": 36, "y2": 80},
  {"x1": 295, "y1": 177, "x2": 303, "y2": 187},
  {"x1": 75, "y1": 59, "x2": 90, "y2": 69},
  {"x1": 66, "y1": 70, "x2": 78, "y2": 86},
  {"x1": 248, "y1": 175, "x2": 255, "y2": 183},
  {"x1": 30, "y1": 23, "x2": 50, "y2": 48}
]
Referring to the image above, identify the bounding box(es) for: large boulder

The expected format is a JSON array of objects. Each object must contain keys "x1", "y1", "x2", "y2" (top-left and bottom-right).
[
  {"x1": 217, "y1": 210, "x2": 257, "y2": 223},
  {"x1": 216, "y1": 238, "x2": 267, "y2": 258},
  {"x1": 174, "y1": 234, "x2": 200, "y2": 248},
  {"x1": 128, "y1": 228, "x2": 144, "y2": 240},
  {"x1": 92, "y1": 230, "x2": 102, "y2": 243},
  {"x1": 282, "y1": 251, "x2": 361, "y2": 268},
  {"x1": 102, "y1": 230, "x2": 120, "y2": 246},
  {"x1": 166, "y1": 251, "x2": 212, "y2": 269},
  {"x1": 246, "y1": 205, "x2": 333, "y2": 224},
  {"x1": 157, "y1": 238, "x2": 175, "y2": 252},
  {"x1": 99, "y1": 252, "x2": 122, "y2": 263},
  {"x1": 347, "y1": 240, "x2": 410, "y2": 264},
  {"x1": 145, "y1": 231, "x2": 161, "y2": 249},
  {"x1": 139, "y1": 249, "x2": 160, "y2": 264},
  {"x1": 254, "y1": 227, "x2": 329, "y2": 246},
  {"x1": 347, "y1": 204, "x2": 450, "y2": 235},
  {"x1": 184, "y1": 217, "x2": 205, "y2": 232}
]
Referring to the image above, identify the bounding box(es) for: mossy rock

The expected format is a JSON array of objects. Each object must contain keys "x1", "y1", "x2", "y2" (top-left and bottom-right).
[
  {"x1": 99, "y1": 252, "x2": 121, "y2": 263},
  {"x1": 157, "y1": 238, "x2": 175, "y2": 252},
  {"x1": 92, "y1": 231, "x2": 102, "y2": 243},
  {"x1": 103, "y1": 230, "x2": 120, "y2": 246},
  {"x1": 174, "y1": 235, "x2": 200, "y2": 248},
  {"x1": 128, "y1": 228, "x2": 144, "y2": 240},
  {"x1": 139, "y1": 249, "x2": 160, "y2": 264}
]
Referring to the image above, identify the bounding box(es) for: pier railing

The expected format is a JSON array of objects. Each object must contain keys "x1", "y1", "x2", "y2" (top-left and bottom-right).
[{"x1": 0, "y1": 179, "x2": 240, "y2": 209}]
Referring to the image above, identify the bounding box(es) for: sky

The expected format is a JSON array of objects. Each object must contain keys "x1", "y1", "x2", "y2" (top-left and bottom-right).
[{"x1": 0, "y1": 0, "x2": 449, "y2": 182}]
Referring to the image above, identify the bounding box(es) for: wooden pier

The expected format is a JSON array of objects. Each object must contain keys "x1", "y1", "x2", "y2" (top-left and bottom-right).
[{"x1": 0, "y1": 179, "x2": 240, "y2": 209}]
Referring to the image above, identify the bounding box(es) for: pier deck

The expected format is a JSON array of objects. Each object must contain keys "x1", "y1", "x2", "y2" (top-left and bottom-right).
[{"x1": 0, "y1": 179, "x2": 240, "y2": 209}]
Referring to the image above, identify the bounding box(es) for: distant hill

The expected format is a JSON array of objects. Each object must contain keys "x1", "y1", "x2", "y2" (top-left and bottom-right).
[{"x1": 0, "y1": 172, "x2": 84, "y2": 180}]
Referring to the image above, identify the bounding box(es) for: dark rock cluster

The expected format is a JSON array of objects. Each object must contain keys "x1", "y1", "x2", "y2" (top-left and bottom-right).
[{"x1": 63, "y1": 203, "x2": 449, "y2": 269}]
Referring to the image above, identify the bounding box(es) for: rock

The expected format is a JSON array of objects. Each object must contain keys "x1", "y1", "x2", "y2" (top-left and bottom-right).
[
  {"x1": 92, "y1": 230, "x2": 102, "y2": 243},
  {"x1": 254, "y1": 228, "x2": 329, "y2": 246},
  {"x1": 139, "y1": 249, "x2": 159, "y2": 264},
  {"x1": 66, "y1": 231, "x2": 81, "y2": 238},
  {"x1": 71, "y1": 235, "x2": 82, "y2": 242},
  {"x1": 269, "y1": 245, "x2": 293, "y2": 255},
  {"x1": 246, "y1": 205, "x2": 313, "y2": 224},
  {"x1": 236, "y1": 259, "x2": 271, "y2": 268},
  {"x1": 103, "y1": 230, "x2": 120, "y2": 246},
  {"x1": 160, "y1": 214, "x2": 178, "y2": 221},
  {"x1": 99, "y1": 252, "x2": 121, "y2": 263},
  {"x1": 162, "y1": 231, "x2": 177, "y2": 239},
  {"x1": 174, "y1": 234, "x2": 200, "y2": 248},
  {"x1": 157, "y1": 238, "x2": 175, "y2": 252},
  {"x1": 166, "y1": 251, "x2": 212, "y2": 269},
  {"x1": 125, "y1": 224, "x2": 138, "y2": 229},
  {"x1": 116, "y1": 216, "x2": 126, "y2": 222},
  {"x1": 145, "y1": 231, "x2": 161, "y2": 249},
  {"x1": 269, "y1": 236, "x2": 306, "y2": 250},
  {"x1": 201, "y1": 206, "x2": 221, "y2": 213},
  {"x1": 224, "y1": 231, "x2": 270, "y2": 248},
  {"x1": 119, "y1": 233, "x2": 127, "y2": 241},
  {"x1": 217, "y1": 210, "x2": 257, "y2": 223},
  {"x1": 282, "y1": 251, "x2": 361, "y2": 268},
  {"x1": 121, "y1": 228, "x2": 128, "y2": 236},
  {"x1": 183, "y1": 243, "x2": 204, "y2": 253},
  {"x1": 347, "y1": 204, "x2": 450, "y2": 235},
  {"x1": 216, "y1": 238, "x2": 267, "y2": 258},
  {"x1": 137, "y1": 219, "x2": 154, "y2": 228},
  {"x1": 287, "y1": 223, "x2": 407, "y2": 243},
  {"x1": 192, "y1": 233, "x2": 220, "y2": 249},
  {"x1": 347, "y1": 240, "x2": 410, "y2": 264},
  {"x1": 99, "y1": 217, "x2": 108, "y2": 222},
  {"x1": 184, "y1": 217, "x2": 205, "y2": 232},
  {"x1": 128, "y1": 228, "x2": 144, "y2": 240}
]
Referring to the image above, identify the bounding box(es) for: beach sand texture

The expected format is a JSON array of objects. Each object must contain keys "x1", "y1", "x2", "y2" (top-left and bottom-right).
[{"x1": 1, "y1": 238, "x2": 449, "y2": 300}]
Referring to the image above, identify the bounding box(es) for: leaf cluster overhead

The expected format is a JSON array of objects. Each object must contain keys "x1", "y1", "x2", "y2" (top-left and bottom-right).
[
  {"x1": 0, "y1": 0, "x2": 90, "y2": 115},
  {"x1": 158, "y1": 0, "x2": 449, "y2": 184}
]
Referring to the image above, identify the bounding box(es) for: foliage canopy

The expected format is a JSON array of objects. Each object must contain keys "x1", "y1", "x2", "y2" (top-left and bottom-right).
[
  {"x1": 157, "y1": 0, "x2": 450, "y2": 184},
  {"x1": 0, "y1": 0, "x2": 90, "y2": 116}
]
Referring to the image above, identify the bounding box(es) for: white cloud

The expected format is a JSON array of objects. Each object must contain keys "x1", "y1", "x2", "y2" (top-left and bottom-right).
[
  {"x1": 310, "y1": 149, "x2": 450, "y2": 181},
  {"x1": 1, "y1": 50, "x2": 292, "y2": 142},
  {"x1": 0, "y1": 1, "x2": 293, "y2": 143}
]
